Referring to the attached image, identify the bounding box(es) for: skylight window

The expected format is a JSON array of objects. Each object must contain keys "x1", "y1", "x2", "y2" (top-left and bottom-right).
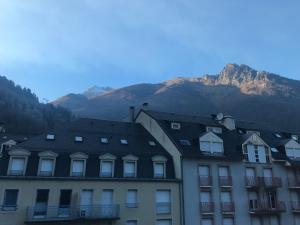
[
  {"x1": 238, "y1": 129, "x2": 246, "y2": 135},
  {"x1": 46, "y1": 134, "x2": 55, "y2": 140},
  {"x1": 121, "y1": 139, "x2": 128, "y2": 145},
  {"x1": 171, "y1": 122, "x2": 181, "y2": 130},
  {"x1": 206, "y1": 126, "x2": 222, "y2": 134},
  {"x1": 149, "y1": 141, "x2": 156, "y2": 146},
  {"x1": 292, "y1": 135, "x2": 299, "y2": 141},
  {"x1": 275, "y1": 133, "x2": 282, "y2": 138},
  {"x1": 75, "y1": 136, "x2": 83, "y2": 142},
  {"x1": 180, "y1": 139, "x2": 191, "y2": 146},
  {"x1": 101, "y1": 137, "x2": 109, "y2": 144},
  {"x1": 271, "y1": 148, "x2": 279, "y2": 153}
]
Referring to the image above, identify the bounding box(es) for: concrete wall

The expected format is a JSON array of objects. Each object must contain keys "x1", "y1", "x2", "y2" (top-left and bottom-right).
[{"x1": 0, "y1": 179, "x2": 180, "y2": 225}]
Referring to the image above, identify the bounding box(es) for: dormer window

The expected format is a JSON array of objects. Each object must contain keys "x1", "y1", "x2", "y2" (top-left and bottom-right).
[
  {"x1": 179, "y1": 139, "x2": 191, "y2": 146},
  {"x1": 285, "y1": 139, "x2": 300, "y2": 160},
  {"x1": 123, "y1": 155, "x2": 138, "y2": 178},
  {"x1": 99, "y1": 154, "x2": 116, "y2": 178},
  {"x1": 199, "y1": 132, "x2": 224, "y2": 155},
  {"x1": 7, "y1": 149, "x2": 30, "y2": 176},
  {"x1": 152, "y1": 155, "x2": 167, "y2": 179},
  {"x1": 246, "y1": 130, "x2": 261, "y2": 136},
  {"x1": 101, "y1": 137, "x2": 109, "y2": 144},
  {"x1": 46, "y1": 134, "x2": 55, "y2": 140},
  {"x1": 70, "y1": 153, "x2": 88, "y2": 177},
  {"x1": 149, "y1": 141, "x2": 156, "y2": 146},
  {"x1": 38, "y1": 151, "x2": 58, "y2": 177},
  {"x1": 206, "y1": 126, "x2": 222, "y2": 134},
  {"x1": 75, "y1": 136, "x2": 83, "y2": 142},
  {"x1": 292, "y1": 135, "x2": 299, "y2": 141},
  {"x1": 171, "y1": 122, "x2": 181, "y2": 130},
  {"x1": 121, "y1": 139, "x2": 128, "y2": 145}
]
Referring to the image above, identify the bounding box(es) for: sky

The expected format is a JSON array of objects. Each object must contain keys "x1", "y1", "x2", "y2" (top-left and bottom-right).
[{"x1": 0, "y1": 0, "x2": 300, "y2": 101}]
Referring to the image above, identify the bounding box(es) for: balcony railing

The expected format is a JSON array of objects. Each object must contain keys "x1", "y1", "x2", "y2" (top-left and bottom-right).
[
  {"x1": 262, "y1": 177, "x2": 282, "y2": 188},
  {"x1": 156, "y1": 202, "x2": 171, "y2": 214},
  {"x1": 291, "y1": 201, "x2": 300, "y2": 212},
  {"x1": 1, "y1": 205, "x2": 18, "y2": 211},
  {"x1": 221, "y1": 202, "x2": 235, "y2": 213},
  {"x1": 245, "y1": 176, "x2": 261, "y2": 188},
  {"x1": 26, "y1": 204, "x2": 120, "y2": 222},
  {"x1": 249, "y1": 200, "x2": 286, "y2": 214},
  {"x1": 219, "y1": 176, "x2": 232, "y2": 187},
  {"x1": 200, "y1": 202, "x2": 214, "y2": 214},
  {"x1": 288, "y1": 178, "x2": 300, "y2": 189},
  {"x1": 199, "y1": 176, "x2": 212, "y2": 187}
]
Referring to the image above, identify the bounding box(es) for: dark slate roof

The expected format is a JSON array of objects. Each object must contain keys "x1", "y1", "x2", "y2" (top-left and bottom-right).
[
  {"x1": 0, "y1": 118, "x2": 175, "y2": 180},
  {"x1": 141, "y1": 110, "x2": 300, "y2": 163},
  {"x1": 0, "y1": 133, "x2": 31, "y2": 145}
]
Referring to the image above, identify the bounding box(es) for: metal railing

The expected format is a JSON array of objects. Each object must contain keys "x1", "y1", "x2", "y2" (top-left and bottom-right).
[
  {"x1": 26, "y1": 204, "x2": 120, "y2": 222},
  {"x1": 200, "y1": 202, "x2": 214, "y2": 213},
  {"x1": 291, "y1": 201, "x2": 300, "y2": 212},
  {"x1": 219, "y1": 176, "x2": 232, "y2": 187},
  {"x1": 249, "y1": 200, "x2": 286, "y2": 213},
  {"x1": 288, "y1": 178, "x2": 300, "y2": 188},
  {"x1": 156, "y1": 202, "x2": 171, "y2": 214},
  {"x1": 221, "y1": 202, "x2": 235, "y2": 213},
  {"x1": 199, "y1": 176, "x2": 212, "y2": 187},
  {"x1": 245, "y1": 176, "x2": 261, "y2": 188},
  {"x1": 262, "y1": 177, "x2": 282, "y2": 188}
]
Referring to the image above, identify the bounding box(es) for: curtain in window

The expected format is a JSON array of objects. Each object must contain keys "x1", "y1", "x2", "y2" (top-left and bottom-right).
[
  {"x1": 156, "y1": 191, "x2": 170, "y2": 203},
  {"x1": 11, "y1": 158, "x2": 25, "y2": 171},
  {"x1": 41, "y1": 159, "x2": 53, "y2": 172},
  {"x1": 72, "y1": 160, "x2": 84, "y2": 173},
  {"x1": 127, "y1": 190, "x2": 137, "y2": 204},
  {"x1": 212, "y1": 142, "x2": 223, "y2": 153},
  {"x1": 101, "y1": 190, "x2": 113, "y2": 204},
  {"x1": 101, "y1": 161, "x2": 112, "y2": 174},
  {"x1": 124, "y1": 162, "x2": 135, "y2": 174},
  {"x1": 286, "y1": 148, "x2": 294, "y2": 158},
  {"x1": 200, "y1": 141, "x2": 210, "y2": 152},
  {"x1": 154, "y1": 163, "x2": 164, "y2": 176}
]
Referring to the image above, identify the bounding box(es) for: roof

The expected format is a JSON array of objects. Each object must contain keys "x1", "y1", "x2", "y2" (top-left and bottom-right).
[
  {"x1": 0, "y1": 118, "x2": 175, "y2": 179},
  {"x1": 0, "y1": 133, "x2": 31, "y2": 145}
]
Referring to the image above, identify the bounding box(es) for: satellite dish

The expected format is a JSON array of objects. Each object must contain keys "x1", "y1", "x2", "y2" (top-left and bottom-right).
[{"x1": 216, "y1": 113, "x2": 224, "y2": 121}]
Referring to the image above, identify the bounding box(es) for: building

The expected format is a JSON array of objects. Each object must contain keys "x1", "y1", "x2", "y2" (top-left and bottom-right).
[
  {"x1": 136, "y1": 109, "x2": 300, "y2": 225},
  {"x1": 0, "y1": 118, "x2": 181, "y2": 225}
]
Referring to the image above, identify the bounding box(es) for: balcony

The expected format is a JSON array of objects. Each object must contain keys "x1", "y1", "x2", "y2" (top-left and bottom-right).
[
  {"x1": 221, "y1": 202, "x2": 235, "y2": 214},
  {"x1": 291, "y1": 201, "x2": 300, "y2": 213},
  {"x1": 288, "y1": 178, "x2": 300, "y2": 189},
  {"x1": 156, "y1": 202, "x2": 171, "y2": 214},
  {"x1": 249, "y1": 200, "x2": 286, "y2": 215},
  {"x1": 200, "y1": 202, "x2": 214, "y2": 214},
  {"x1": 219, "y1": 176, "x2": 232, "y2": 187},
  {"x1": 199, "y1": 176, "x2": 212, "y2": 187},
  {"x1": 245, "y1": 176, "x2": 261, "y2": 188},
  {"x1": 262, "y1": 177, "x2": 282, "y2": 189},
  {"x1": 26, "y1": 204, "x2": 120, "y2": 222}
]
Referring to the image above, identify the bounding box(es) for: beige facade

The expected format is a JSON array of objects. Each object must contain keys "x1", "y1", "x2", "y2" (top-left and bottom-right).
[{"x1": 0, "y1": 179, "x2": 181, "y2": 225}]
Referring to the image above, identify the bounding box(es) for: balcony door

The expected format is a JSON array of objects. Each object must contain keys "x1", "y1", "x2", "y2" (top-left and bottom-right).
[
  {"x1": 101, "y1": 190, "x2": 114, "y2": 217},
  {"x1": 221, "y1": 191, "x2": 231, "y2": 203},
  {"x1": 265, "y1": 191, "x2": 277, "y2": 209},
  {"x1": 80, "y1": 190, "x2": 93, "y2": 217},
  {"x1": 249, "y1": 191, "x2": 258, "y2": 210},
  {"x1": 263, "y1": 168, "x2": 273, "y2": 186},
  {"x1": 58, "y1": 190, "x2": 72, "y2": 217},
  {"x1": 34, "y1": 189, "x2": 49, "y2": 218}
]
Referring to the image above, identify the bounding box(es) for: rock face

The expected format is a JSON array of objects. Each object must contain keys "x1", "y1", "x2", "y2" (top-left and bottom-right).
[{"x1": 52, "y1": 64, "x2": 300, "y2": 132}]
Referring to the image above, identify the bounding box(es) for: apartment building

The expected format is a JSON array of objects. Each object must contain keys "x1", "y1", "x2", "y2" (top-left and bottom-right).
[
  {"x1": 0, "y1": 118, "x2": 181, "y2": 225},
  {"x1": 136, "y1": 109, "x2": 300, "y2": 225}
]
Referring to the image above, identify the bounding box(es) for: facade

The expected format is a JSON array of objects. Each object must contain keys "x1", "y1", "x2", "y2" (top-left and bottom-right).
[
  {"x1": 136, "y1": 109, "x2": 300, "y2": 225},
  {"x1": 0, "y1": 118, "x2": 181, "y2": 225}
]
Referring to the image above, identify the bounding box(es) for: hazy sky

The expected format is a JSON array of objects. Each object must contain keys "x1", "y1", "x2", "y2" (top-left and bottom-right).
[{"x1": 0, "y1": 0, "x2": 299, "y2": 101}]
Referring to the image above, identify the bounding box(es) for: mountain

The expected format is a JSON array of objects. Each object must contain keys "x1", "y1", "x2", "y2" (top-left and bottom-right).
[
  {"x1": 83, "y1": 86, "x2": 114, "y2": 99},
  {"x1": 53, "y1": 64, "x2": 300, "y2": 132},
  {"x1": 0, "y1": 76, "x2": 73, "y2": 134}
]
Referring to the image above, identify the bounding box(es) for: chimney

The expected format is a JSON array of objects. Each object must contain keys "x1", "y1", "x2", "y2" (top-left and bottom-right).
[
  {"x1": 129, "y1": 106, "x2": 135, "y2": 123},
  {"x1": 142, "y1": 102, "x2": 149, "y2": 111},
  {"x1": 214, "y1": 113, "x2": 236, "y2": 131}
]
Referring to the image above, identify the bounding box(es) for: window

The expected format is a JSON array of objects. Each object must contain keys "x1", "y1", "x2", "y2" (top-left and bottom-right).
[
  {"x1": 286, "y1": 147, "x2": 300, "y2": 159},
  {"x1": 71, "y1": 160, "x2": 85, "y2": 177},
  {"x1": 156, "y1": 220, "x2": 171, "y2": 225},
  {"x1": 149, "y1": 141, "x2": 156, "y2": 146},
  {"x1": 156, "y1": 190, "x2": 171, "y2": 214},
  {"x1": 126, "y1": 190, "x2": 138, "y2": 208},
  {"x1": 200, "y1": 141, "x2": 223, "y2": 154},
  {"x1": 58, "y1": 190, "x2": 72, "y2": 217},
  {"x1": 39, "y1": 158, "x2": 55, "y2": 176},
  {"x1": 179, "y1": 139, "x2": 191, "y2": 146},
  {"x1": 8, "y1": 157, "x2": 26, "y2": 176},
  {"x1": 2, "y1": 189, "x2": 18, "y2": 211},
  {"x1": 154, "y1": 162, "x2": 165, "y2": 178},
  {"x1": 101, "y1": 190, "x2": 113, "y2": 204},
  {"x1": 245, "y1": 144, "x2": 268, "y2": 163},
  {"x1": 46, "y1": 134, "x2": 55, "y2": 140},
  {"x1": 171, "y1": 122, "x2": 181, "y2": 130},
  {"x1": 100, "y1": 137, "x2": 109, "y2": 144},
  {"x1": 201, "y1": 218, "x2": 213, "y2": 225},
  {"x1": 75, "y1": 136, "x2": 83, "y2": 142},
  {"x1": 127, "y1": 220, "x2": 138, "y2": 225},
  {"x1": 246, "y1": 130, "x2": 260, "y2": 136},
  {"x1": 33, "y1": 189, "x2": 49, "y2": 217},
  {"x1": 100, "y1": 160, "x2": 114, "y2": 177},
  {"x1": 124, "y1": 161, "x2": 136, "y2": 177},
  {"x1": 206, "y1": 126, "x2": 222, "y2": 134},
  {"x1": 120, "y1": 139, "x2": 128, "y2": 145},
  {"x1": 223, "y1": 218, "x2": 234, "y2": 225}
]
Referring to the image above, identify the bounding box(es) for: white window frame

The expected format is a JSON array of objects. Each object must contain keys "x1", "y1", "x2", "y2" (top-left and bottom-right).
[
  {"x1": 7, "y1": 149, "x2": 31, "y2": 176},
  {"x1": 126, "y1": 189, "x2": 138, "y2": 208},
  {"x1": 122, "y1": 155, "x2": 138, "y2": 178},
  {"x1": 70, "y1": 152, "x2": 88, "y2": 177},
  {"x1": 155, "y1": 190, "x2": 171, "y2": 215},
  {"x1": 152, "y1": 155, "x2": 167, "y2": 179},
  {"x1": 37, "y1": 151, "x2": 58, "y2": 177},
  {"x1": 74, "y1": 136, "x2": 83, "y2": 142},
  {"x1": 199, "y1": 132, "x2": 224, "y2": 155},
  {"x1": 206, "y1": 126, "x2": 222, "y2": 134},
  {"x1": 171, "y1": 122, "x2": 181, "y2": 130}
]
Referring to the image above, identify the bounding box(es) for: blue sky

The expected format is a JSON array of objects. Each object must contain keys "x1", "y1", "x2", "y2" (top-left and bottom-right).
[{"x1": 0, "y1": 0, "x2": 299, "y2": 101}]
